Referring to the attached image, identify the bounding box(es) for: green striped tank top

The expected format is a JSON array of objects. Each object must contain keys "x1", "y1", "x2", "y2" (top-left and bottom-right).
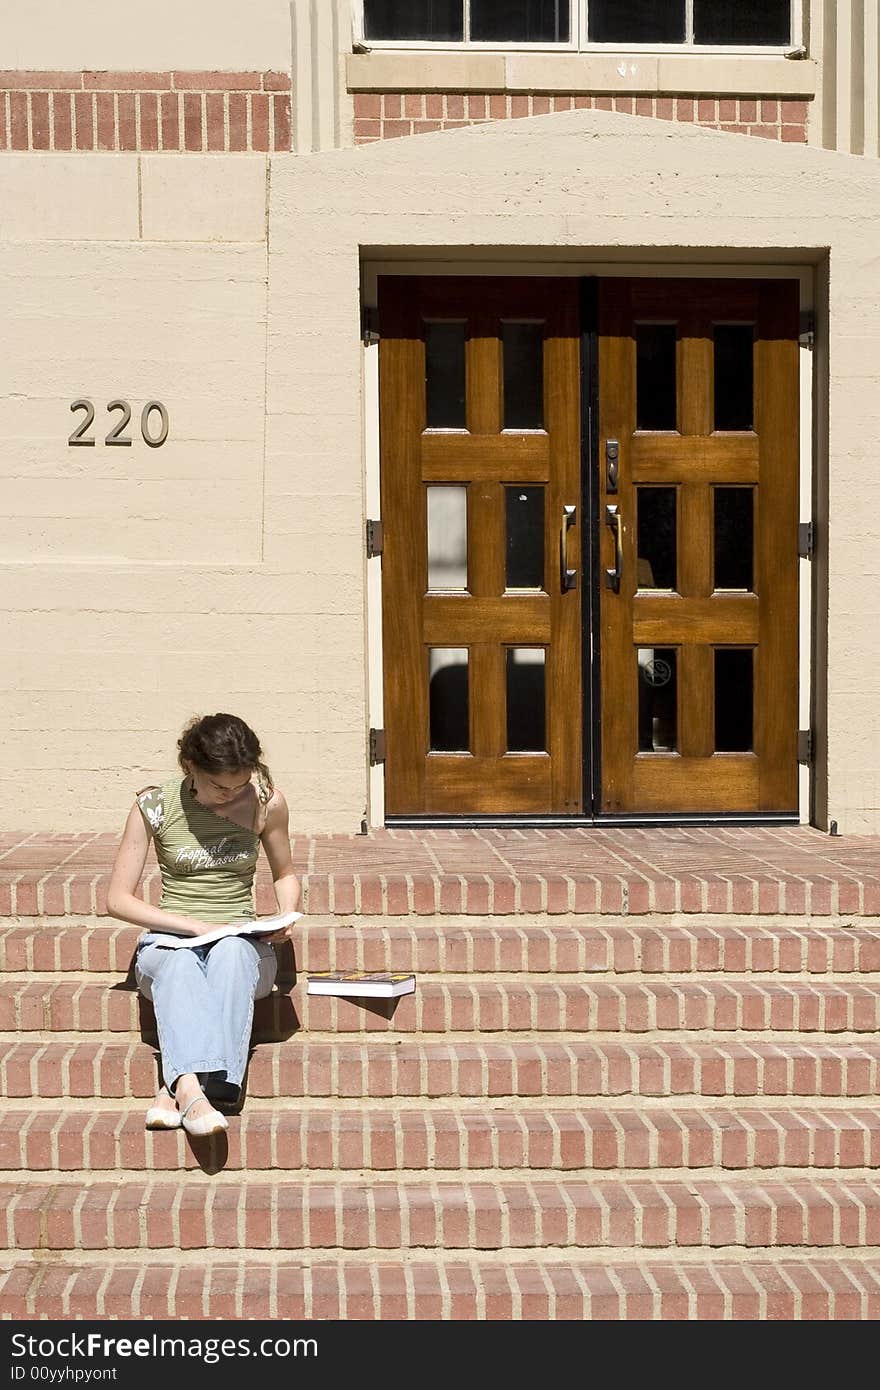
[{"x1": 136, "y1": 776, "x2": 260, "y2": 925}]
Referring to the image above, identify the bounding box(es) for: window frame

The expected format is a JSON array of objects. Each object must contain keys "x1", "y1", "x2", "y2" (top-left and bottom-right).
[{"x1": 353, "y1": 0, "x2": 803, "y2": 56}]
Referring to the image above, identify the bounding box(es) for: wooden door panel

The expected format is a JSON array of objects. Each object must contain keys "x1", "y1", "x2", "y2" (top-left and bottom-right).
[
  {"x1": 379, "y1": 277, "x2": 582, "y2": 816},
  {"x1": 754, "y1": 284, "x2": 800, "y2": 810},
  {"x1": 630, "y1": 436, "x2": 759, "y2": 478},
  {"x1": 632, "y1": 597, "x2": 759, "y2": 644},
  {"x1": 425, "y1": 756, "x2": 551, "y2": 812},
  {"x1": 421, "y1": 433, "x2": 550, "y2": 477},
  {"x1": 598, "y1": 278, "x2": 799, "y2": 815},
  {"x1": 423, "y1": 597, "x2": 551, "y2": 643},
  {"x1": 632, "y1": 756, "x2": 759, "y2": 811}
]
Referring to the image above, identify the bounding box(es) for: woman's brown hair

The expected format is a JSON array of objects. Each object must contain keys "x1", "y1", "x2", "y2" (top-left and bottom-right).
[{"x1": 178, "y1": 713, "x2": 274, "y2": 804}]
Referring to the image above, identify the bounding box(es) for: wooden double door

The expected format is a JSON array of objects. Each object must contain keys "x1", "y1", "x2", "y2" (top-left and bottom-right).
[{"x1": 378, "y1": 275, "x2": 799, "y2": 819}]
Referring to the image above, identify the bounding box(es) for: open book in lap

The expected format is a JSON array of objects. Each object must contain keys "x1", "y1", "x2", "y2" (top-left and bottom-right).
[{"x1": 147, "y1": 911, "x2": 302, "y2": 950}]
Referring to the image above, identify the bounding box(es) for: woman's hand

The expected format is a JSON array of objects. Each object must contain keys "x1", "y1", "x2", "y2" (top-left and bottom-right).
[{"x1": 263, "y1": 922, "x2": 299, "y2": 944}]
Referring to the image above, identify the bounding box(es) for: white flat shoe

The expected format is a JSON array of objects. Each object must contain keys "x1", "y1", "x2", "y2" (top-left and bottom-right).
[
  {"x1": 179, "y1": 1093, "x2": 228, "y2": 1138},
  {"x1": 145, "y1": 1088, "x2": 182, "y2": 1130},
  {"x1": 145, "y1": 1106, "x2": 182, "y2": 1130}
]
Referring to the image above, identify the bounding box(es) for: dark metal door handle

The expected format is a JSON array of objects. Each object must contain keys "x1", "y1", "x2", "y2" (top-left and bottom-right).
[
  {"x1": 605, "y1": 504, "x2": 622, "y2": 592},
  {"x1": 605, "y1": 438, "x2": 619, "y2": 494},
  {"x1": 559, "y1": 505, "x2": 577, "y2": 591}
]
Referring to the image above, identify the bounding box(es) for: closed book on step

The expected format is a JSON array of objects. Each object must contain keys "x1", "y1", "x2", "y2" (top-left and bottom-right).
[{"x1": 306, "y1": 971, "x2": 416, "y2": 998}]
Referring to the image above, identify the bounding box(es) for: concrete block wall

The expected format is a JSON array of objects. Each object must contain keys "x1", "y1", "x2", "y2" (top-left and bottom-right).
[{"x1": 0, "y1": 150, "x2": 367, "y2": 831}]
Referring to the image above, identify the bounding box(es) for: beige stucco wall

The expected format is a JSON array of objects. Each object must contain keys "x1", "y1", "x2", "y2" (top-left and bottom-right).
[
  {"x1": 808, "y1": 0, "x2": 880, "y2": 155},
  {"x1": 0, "y1": 150, "x2": 364, "y2": 829},
  {"x1": 4, "y1": 109, "x2": 880, "y2": 831},
  {"x1": 3, "y1": 1, "x2": 294, "y2": 71}
]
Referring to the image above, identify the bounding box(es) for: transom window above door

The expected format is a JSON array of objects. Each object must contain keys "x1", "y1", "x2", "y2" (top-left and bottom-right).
[{"x1": 359, "y1": 1, "x2": 796, "y2": 50}]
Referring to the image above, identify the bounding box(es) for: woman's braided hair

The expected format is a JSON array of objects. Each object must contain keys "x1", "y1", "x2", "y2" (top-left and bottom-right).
[{"x1": 177, "y1": 713, "x2": 274, "y2": 805}]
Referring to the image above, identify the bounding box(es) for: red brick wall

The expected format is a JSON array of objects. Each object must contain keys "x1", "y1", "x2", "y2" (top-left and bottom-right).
[
  {"x1": 0, "y1": 71, "x2": 292, "y2": 152},
  {"x1": 353, "y1": 93, "x2": 809, "y2": 144},
  {"x1": 0, "y1": 77, "x2": 810, "y2": 152}
]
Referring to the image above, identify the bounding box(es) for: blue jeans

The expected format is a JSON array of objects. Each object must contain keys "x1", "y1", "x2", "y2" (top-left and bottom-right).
[{"x1": 134, "y1": 934, "x2": 278, "y2": 1099}]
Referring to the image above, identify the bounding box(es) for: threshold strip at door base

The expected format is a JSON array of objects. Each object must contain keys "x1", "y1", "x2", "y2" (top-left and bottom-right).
[{"x1": 385, "y1": 812, "x2": 801, "y2": 830}]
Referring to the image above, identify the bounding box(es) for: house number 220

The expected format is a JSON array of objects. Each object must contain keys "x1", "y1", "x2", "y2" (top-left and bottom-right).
[{"x1": 69, "y1": 399, "x2": 170, "y2": 448}]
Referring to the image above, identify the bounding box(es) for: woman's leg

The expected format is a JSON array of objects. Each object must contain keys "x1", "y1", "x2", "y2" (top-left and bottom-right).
[
  {"x1": 202, "y1": 936, "x2": 278, "y2": 1097},
  {"x1": 135, "y1": 943, "x2": 228, "y2": 1095}
]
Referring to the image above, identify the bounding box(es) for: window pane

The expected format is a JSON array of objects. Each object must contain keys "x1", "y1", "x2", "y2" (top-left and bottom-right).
[
  {"x1": 636, "y1": 324, "x2": 677, "y2": 430},
  {"x1": 364, "y1": 0, "x2": 464, "y2": 41},
  {"x1": 715, "y1": 649, "x2": 754, "y2": 751},
  {"x1": 503, "y1": 323, "x2": 544, "y2": 429},
  {"x1": 428, "y1": 486, "x2": 468, "y2": 591},
  {"x1": 637, "y1": 487, "x2": 677, "y2": 590},
  {"x1": 506, "y1": 649, "x2": 546, "y2": 751},
  {"x1": 714, "y1": 488, "x2": 754, "y2": 591},
  {"x1": 429, "y1": 648, "x2": 469, "y2": 751},
  {"x1": 695, "y1": 0, "x2": 790, "y2": 45},
  {"x1": 714, "y1": 324, "x2": 754, "y2": 430},
  {"x1": 589, "y1": 0, "x2": 685, "y2": 43},
  {"x1": 425, "y1": 322, "x2": 466, "y2": 428},
  {"x1": 471, "y1": 0, "x2": 569, "y2": 42},
  {"x1": 638, "y1": 648, "x2": 677, "y2": 752},
  {"x1": 506, "y1": 486, "x2": 545, "y2": 589}
]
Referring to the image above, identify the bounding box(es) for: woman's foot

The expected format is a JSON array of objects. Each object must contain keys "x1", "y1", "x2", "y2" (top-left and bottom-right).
[
  {"x1": 174, "y1": 1074, "x2": 228, "y2": 1137},
  {"x1": 145, "y1": 1085, "x2": 182, "y2": 1130}
]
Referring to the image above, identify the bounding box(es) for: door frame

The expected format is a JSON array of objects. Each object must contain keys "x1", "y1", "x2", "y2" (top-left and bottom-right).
[{"x1": 361, "y1": 259, "x2": 816, "y2": 829}]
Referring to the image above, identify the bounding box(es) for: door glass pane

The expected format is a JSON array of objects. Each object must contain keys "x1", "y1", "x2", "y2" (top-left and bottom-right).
[
  {"x1": 427, "y1": 486, "x2": 468, "y2": 591},
  {"x1": 589, "y1": 0, "x2": 685, "y2": 43},
  {"x1": 714, "y1": 488, "x2": 754, "y2": 591},
  {"x1": 714, "y1": 325, "x2": 754, "y2": 430},
  {"x1": 505, "y1": 486, "x2": 545, "y2": 589},
  {"x1": 715, "y1": 648, "x2": 754, "y2": 751},
  {"x1": 638, "y1": 648, "x2": 678, "y2": 752},
  {"x1": 506, "y1": 649, "x2": 546, "y2": 751},
  {"x1": 429, "y1": 648, "x2": 469, "y2": 751},
  {"x1": 636, "y1": 487, "x2": 677, "y2": 590},
  {"x1": 364, "y1": 0, "x2": 464, "y2": 40},
  {"x1": 695, "y1": 0, "x2": 790, "y2": 45},
  {"x1": 471, "y1": 0, "x2": 569, "y2": 42},
  {"x1": 636, "y1": 324, "x2": 677, "y2": 430},
  {"x1": 425, "y1": 322, "x2": 466, "y2": 428},
  {"x1": 503, "y1": 323, "x2": 544, "y2": 429}
]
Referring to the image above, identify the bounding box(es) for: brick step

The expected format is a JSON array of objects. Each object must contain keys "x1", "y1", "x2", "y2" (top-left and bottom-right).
[
  {"x1": 7, "y1": 1038, "x2": 880, "y2": 1100},
  {"x1": 3, "y1": 1253, "x2": 880, "y2": 1319},
  {"x1": 4, "y1": 917, "x2": 880, "y2": 976},
  {"x1": 3, "y1": 1105, "x2": 880, "y2": 1174},
  {"x1": 4, "y1": 977, "x2": 880, "y2": 1036},
  {"x1": 3, "y1": 828, "x2": 877, "y2": 919},
  {"x1": 4, "y1": 1175, "x2": 880, "y2": 1251}
]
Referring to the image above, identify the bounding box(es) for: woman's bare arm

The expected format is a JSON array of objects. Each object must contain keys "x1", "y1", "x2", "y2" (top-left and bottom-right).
[
  {"x1": 106, "y1": 803, "x2": 217, "y2": 936},
  {"x1": 259, "y1": 790, "x2": 302, "y2": 939}
]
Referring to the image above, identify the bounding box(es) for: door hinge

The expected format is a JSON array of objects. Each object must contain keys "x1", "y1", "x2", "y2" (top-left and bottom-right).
[
  {"x1": 366, "y1": 518, "x2": 384, "y2": 557},
  {"x1": 798, "y1": 311, "x2": 815, "y2": 349},
  {"x1": 797, "y1": 729, "x2": 813, "y2": 764},
  {"x1": 798, "y1": 521, "x2": 815, "y2": 559},
  {"x1": 361, "y1": 304, "x2": 380, "y2": 346},
  {"x1": 369, "y1": 728, "x2": 386, "y2": 765}
]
